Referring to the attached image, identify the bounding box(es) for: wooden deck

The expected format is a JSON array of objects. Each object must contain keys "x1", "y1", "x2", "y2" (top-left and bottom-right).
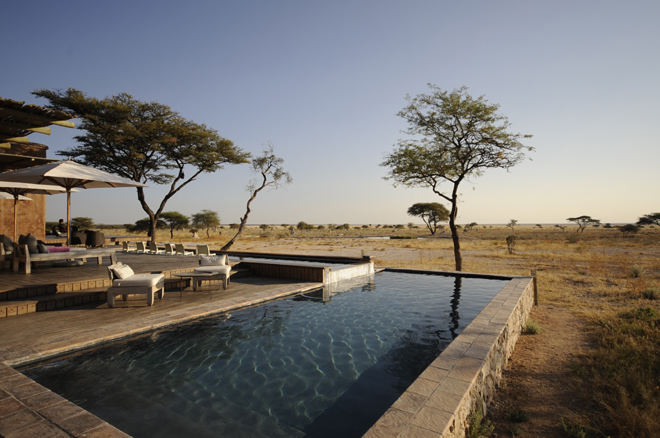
[{"x1": 0, "y1": 253, "x2": 323, "y2": 438}]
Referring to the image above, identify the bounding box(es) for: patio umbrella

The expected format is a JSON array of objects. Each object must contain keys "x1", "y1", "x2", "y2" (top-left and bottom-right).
[
  {"x1": 0, "y1": 160, "x2": 146, "y2": 245},
  {"x1": 0, "y1": 182, "x2": 70, "y2": 242},
  {"x1": 0, "y1": 192, "x2": 31, "y2": 201}
]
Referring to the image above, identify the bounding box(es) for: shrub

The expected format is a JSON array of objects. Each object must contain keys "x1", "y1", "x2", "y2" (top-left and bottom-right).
[
  {"x1": 506, "y1": 235, "x2": 517, "y2": 254},
  {"x1": 642, "y1": 288, "x2": 658, "y2": 300},
  {"x1": 523, "y1": 320, "x2": 543, "y2": 334},
  {"x1": 629, "y1": 265, "x2": 644, "y2": 278},
  {"x1": 467, "y1": 405, "x2": 494, "y2": 438},
  {"x1": 508, "y1": 407, "x2": 530, "y2": 423},
  {"x1": 566, "y1": 234, "x2": 580, "y2": 244},
  {"x1": 390, "y1": 236, "x2": 417, "y2": 240}
]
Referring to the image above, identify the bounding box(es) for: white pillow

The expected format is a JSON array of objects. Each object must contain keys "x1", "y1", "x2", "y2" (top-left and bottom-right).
[
  {"x1": 199, "y1": 255, "x2": 226, "y2": 266},
  {"x1": 113, "y1": 264, "x2": 135, "y2": 279}
]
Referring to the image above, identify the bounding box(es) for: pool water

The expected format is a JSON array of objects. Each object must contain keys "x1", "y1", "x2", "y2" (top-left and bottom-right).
[{"x1": 21, "y1": 272, "x2": 507, "y2": 438}]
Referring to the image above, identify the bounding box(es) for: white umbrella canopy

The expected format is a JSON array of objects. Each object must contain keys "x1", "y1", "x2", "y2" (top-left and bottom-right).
[
  {"x1": 0, "y1": 161, "x2": 146, "y2": 245},
  {"x1": 0, "y1": 182, "x2": 70, "y2": 242},
  {"x1": 0, "y1": 192, "x2": 31, "y2": 201}
]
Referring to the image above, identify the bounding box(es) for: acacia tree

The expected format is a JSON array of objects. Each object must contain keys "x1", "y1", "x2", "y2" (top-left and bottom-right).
[
  {"x1": 382, "y1": 85, "x2": 533, "y2": 271},
  {"x1": 71, "y1": 217, "x2": 94, "y2": 229},
  {"x1": 567, "y1": 215, "x2": 600, "y2": 233},
  {"x1": 407, "y1": 202, "x2": 449, "y2": 235},
  {"x1": 192, "y1": 210, "x2": 220, "y2": 238},
  {"x1": 160, "y1": 211, "x2": 189, "y2": 239},
  {"x1": 221, "y1": 144, "x2": 292, "y2": 251},
  {"x1": 33, "y1": 88, "x2": 249, "y2": 243},
  {"x1": 637, "y1": 212, "x2": 660, "y2": 227}
]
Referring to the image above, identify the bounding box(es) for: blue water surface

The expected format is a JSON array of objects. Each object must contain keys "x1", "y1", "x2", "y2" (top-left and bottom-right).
[{"x1": 21, "y1": 272, "x2": 506, "y2": 438}]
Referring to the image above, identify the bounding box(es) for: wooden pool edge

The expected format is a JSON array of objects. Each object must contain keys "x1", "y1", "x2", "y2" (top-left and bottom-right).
[{"x1": 364, "y1": 271, "x2": 535, "y2": 438}]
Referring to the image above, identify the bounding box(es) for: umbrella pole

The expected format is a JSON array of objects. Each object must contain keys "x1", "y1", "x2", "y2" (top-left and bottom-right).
[
  {"x1": 66, "y1": 190, "x2": 71, "y2": 246},
  {"x1": 14, "y1": 196, "x2": 18, "y2": 243}
]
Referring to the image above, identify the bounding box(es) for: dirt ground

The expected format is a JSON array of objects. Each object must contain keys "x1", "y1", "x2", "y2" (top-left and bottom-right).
[{"x1": 486, "y1": 305, "x2": 594, "y2": 437}]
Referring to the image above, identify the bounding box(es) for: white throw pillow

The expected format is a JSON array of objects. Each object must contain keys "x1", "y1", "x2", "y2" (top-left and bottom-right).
[
  {"x1": 199, "y1": 255, "x2": 226, "y2": 266},
  {"x1": 113, "y1": 264, "x2": 135, "y2": 279}
]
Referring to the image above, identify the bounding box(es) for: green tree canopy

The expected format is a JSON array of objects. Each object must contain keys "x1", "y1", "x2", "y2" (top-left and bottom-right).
[
  {"x1": 637, "y1": 213, "x2": 660, "y2": 227},
  {"x1": 191, "y1": 210, "x2": 220, "y2": 238},
  {"x1": 71, "y1": 217, "x2": 94, "y2": 229},
  {"x1": 407, "y1": 202, "x2": 449, "y2": 235},
  {"x1": 619, "y1": 224, "x2": 640, "y2": 235},
  {"x1": 33, "y1": 88, "x2": 250, "y2": 242},
  {"x1": 126, "y1": 217, "x2": 166, "y2": 233},
  {"x1": 382, "y1": 85, "x2": 532, "y2": 270},
  {"x1": 160, "y1": 211, "x2": 190, "y2": 239},
  {"x1": 567, "y1": 215, "x2": 600, "y2": 233}
]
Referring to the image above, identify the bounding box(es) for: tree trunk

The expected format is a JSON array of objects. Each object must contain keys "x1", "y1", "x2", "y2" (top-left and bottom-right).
[
  {"x1": 136, "y1": 187, "x2": 157, "y2": 243},
  {"x1": 448, "y1": 185, "x2": 462, "y2": 271},
  {"x1": 221, "y1": 188, "x2": 260, "y2": 251}
]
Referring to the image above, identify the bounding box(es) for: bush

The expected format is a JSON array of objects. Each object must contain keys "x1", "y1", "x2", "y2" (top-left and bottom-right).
[
  {"x1": 642, "y1": 288, "x2": 658, "y2": 300},
  {"x1": 508, "y1": 407, "x2": 530, "y2": 423},
  {"x1": 506, "y1": 235, "x2": 517, "y2": 254},
  {"x1": 629, "y1": 265, "x2": 644, "y2": 278},
  {"x1": 566, "y1": 234, "x2": 580, "y2": 244},
  {"x1": 523, "y1": 320, "x2": 543, "y2": 334},
  {"x1": 467, "y1": 405, "x2": 494, "y2": 438},
  {"x1": 390, "y1": 236, "x2": 417, "y2": 240}
]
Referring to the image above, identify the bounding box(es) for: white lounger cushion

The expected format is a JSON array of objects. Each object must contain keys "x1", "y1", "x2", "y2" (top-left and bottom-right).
[
  {"x1": 194, "y1": 265, "x2": 231, "y2": 274},
  {"x1": 113, "y1": 273, "x2": 164, "y2": 287},
  {"x1": 199, "y1": 255, "x2": 227, "y2": 266}
]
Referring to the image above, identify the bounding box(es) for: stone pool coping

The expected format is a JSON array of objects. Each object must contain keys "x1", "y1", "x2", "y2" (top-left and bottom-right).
[{"x1": 365, "y1": 269, "x2": 535, "y2": 438}]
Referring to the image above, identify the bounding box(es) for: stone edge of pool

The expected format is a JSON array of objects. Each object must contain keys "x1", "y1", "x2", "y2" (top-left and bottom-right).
[{"x1": 364, "y1": 269, "x2": 534, "y2": 438}]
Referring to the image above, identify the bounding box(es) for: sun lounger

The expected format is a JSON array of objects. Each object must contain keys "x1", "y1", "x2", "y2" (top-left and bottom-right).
[
  {"x1": 196, "y1": 244, "x2": 210, "y2": 256},
  {"x1": 106, "y1": 262, "x2": 165, "y2": 307},
  {"x1": 175, "y1": 243, "x2": 193, "y2": 256},
  {"x1": 194, "y1": 254, "x2": 231, "y2": 289},
  {"x1": 147, "y1": 242, "x2": 165, "y2": 254},
  {"x1": 12, "y1": 244, "x2": 118, "y2": 274},
  {"x1": 121, "y1": 241, "x2": 136, "y2": 252}
]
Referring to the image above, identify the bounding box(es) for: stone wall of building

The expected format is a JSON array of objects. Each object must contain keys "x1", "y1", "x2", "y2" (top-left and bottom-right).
[{"x1": 0, "y1": 142, "x2": 50, "y2": 241}]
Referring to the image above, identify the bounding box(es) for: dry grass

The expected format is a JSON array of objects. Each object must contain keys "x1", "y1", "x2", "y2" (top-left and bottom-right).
[{"x1": 104, "y1": 223, "x2": 660, "y2": 436}]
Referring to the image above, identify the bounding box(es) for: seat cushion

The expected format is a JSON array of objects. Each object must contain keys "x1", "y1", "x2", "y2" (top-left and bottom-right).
[
  {"x1": 113, "y1": 264, "x2": 135, "y2": 279},
  {"x1": 113, "y1": 273, "x2": 164, "y2": 287},
  {"x1": 19, "y1": 233, "x2": 39, "y2": 254},
  {"x1": 199, "y1": 255, "x2": 227, "y2": 266},
  {"x1": 0, "y1": 234, "x2": 13, "y2": 252},
  {"x1": 195, "y1": 265, "x2": 231, "y2": 274},
  {"x1": 52, "y1": 260, "x2": 84, "y2": 267}
]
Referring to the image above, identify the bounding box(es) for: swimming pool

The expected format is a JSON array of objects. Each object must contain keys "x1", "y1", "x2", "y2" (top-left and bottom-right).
[{"x1": 21, "y1": 271, "x2": 508, "y2": 438}]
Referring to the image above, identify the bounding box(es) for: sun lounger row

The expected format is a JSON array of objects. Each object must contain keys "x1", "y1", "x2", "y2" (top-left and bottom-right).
[{"x1": 121, "y1": 242, "x2": 210, "y2": 256}]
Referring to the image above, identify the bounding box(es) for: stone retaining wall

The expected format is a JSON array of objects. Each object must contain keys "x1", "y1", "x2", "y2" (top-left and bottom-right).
[{"x1": 364, "y1": 275, "x2": 535, "y2": 438}]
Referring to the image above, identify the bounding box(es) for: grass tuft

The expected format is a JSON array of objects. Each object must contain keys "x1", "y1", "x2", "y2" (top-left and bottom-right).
[
  {"x1": 508, "y1": 407, "x2": 530, "y2": 423},
  {"x1": 642, "y1": 288, "x2": 658, "y2": 300},
  {"x1": 560, "y1": 417, "x2": 599, "y2": 438},
  {"x1": 523, "y1": 319, "x2": 543, "y2": 335},
  {"x1": 467, "y1": 405, "x2": 494, "y2": 438},
  {"x1": 629, "y1": 265, "x2": 644, "y2": 278}
]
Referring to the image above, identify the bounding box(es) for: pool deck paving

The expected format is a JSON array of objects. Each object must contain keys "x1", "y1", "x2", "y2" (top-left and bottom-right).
[{"x1": 0, "y1": 253, "x2": 322, "y2": 438}]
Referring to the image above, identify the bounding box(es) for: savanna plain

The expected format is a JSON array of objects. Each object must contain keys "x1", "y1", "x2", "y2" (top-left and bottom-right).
[{"x1": 106, "y1": 224, "x2": 660, "y2": 438}]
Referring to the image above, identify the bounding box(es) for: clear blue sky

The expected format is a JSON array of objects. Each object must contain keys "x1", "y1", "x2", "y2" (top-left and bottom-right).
[{"x1": 3, "y1": 1, "x2": 658, "y2": 225}]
